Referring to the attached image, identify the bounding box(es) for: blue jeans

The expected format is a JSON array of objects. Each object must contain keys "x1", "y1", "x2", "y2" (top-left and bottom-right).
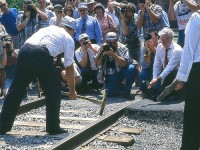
[
  {"x1": 139, "y1": 68, "x2": 152, "y2": 93},
  {"x1": 0, "y1": 44, "x2": 62, "y2": 133},
  {"x1": 105, "y1": 64, "x2": 137, "y2": 97}
]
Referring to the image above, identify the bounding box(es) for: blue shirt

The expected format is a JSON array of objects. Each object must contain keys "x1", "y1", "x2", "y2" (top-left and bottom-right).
[
  {"x1": 75, "y1": 15, "x2": 102, "y2": 45},
  {"x1": 0, "y1": 8, "x2": 19, "y2": 35}
]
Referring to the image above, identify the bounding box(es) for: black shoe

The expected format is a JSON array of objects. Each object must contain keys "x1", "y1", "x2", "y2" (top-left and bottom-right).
[{"x1": 47, "y1": 128, "x2": 68, "y2": 135}]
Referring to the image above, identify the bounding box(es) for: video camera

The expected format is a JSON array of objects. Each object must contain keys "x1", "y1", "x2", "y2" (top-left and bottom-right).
[
  {"x1": 27, "y1": 4, "x2": 37, "y2": 19},
  {"x1": 144, "y1": 33, "x2": 152, "y2": 41}
]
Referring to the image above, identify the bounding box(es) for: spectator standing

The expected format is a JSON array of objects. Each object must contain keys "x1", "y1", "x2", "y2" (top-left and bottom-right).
[
  {"x1": 75, "y1": 33, "x2": 102, "y2": 91},
  {"x1": 64, "y1": 4, "x2": 74, "y2": 17},
  {"x1": 148, "y1": 27, "x2": 182, "y2": 100},
  {"x1": 16, "y1": 0, "x2": 45, "y2": 47},
  {"x1": 0, "y1": 16, "x2": 77, "y2": 135},
  {"x1": 175, "y1": 8, "x2": 200, "y2": 150},
  {"x1": 0, "y1": 0, "x2": 19, "y2": 49},
  {"x1": 74, "y1": 3, "x2": 102, "y2": 48},
  {"x1": 66, "y1": 0, "x2": 80, "y2": 19},
  {"x1": 86, "y1": 0, "x2": 96, "y2": 16},
  {"x1": 95, "y1": 32, "x2": 137, "y2": 99},
  {"x1": 136, "y1": 0, "x2": 166, "y2": 37},
  {"x1": 105, "y1": 0, "x2": 119, "y2": 27},
  {"x1": 94, "y1": 3, "x2": 117, "y2": 43},
  {"x1": 49, "y1": 4, "x2": 65, "y2": 26},
  {"x1": 168, "y1": 0, "x2": 198, "y2": 47},
  {"x1": 37, "y1": 0, "x2": 54, "y2": 29}
]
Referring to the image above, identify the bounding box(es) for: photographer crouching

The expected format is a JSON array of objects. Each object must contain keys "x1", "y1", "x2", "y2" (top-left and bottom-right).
[
  {"x1": 75, "y1": 33, "x2": 103, "y2": 92},
  {"x1": 1, "y1": 35, "x2": 18, "y2": 97},
  {"x1": 95, "y1": 32, "x2": 137, "y2": 99}
]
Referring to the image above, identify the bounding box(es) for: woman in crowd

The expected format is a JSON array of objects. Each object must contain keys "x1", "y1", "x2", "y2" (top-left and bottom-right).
[{"x1": 94, "y1": 3, "x2": 117, "y2": 43}]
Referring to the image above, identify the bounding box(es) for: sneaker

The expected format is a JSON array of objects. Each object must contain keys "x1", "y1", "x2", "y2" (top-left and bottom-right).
[{"x1": 47, "y1": 128, "x2": 68, "y2": 135}]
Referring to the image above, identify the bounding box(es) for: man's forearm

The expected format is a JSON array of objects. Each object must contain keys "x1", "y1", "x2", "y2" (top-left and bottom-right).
[{"x1": 65, "y1": 64, "x2": 75, "y2": 93}]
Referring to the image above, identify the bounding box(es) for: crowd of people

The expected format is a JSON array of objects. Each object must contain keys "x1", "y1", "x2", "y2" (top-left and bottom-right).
[{"x1": 0, "y1": 0, "x2": 199, "y2": 148}]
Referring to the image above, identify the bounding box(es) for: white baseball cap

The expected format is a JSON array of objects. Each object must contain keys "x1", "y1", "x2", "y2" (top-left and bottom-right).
[
  {"x1": 79, "y1": 33, "x2": 89, "y2": 41},
  {"x1": 105, "y1": 32, "x2": 118, "y2": 41}
]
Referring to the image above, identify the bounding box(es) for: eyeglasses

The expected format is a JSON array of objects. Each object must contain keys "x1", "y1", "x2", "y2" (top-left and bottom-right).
[
  {"x1": 79, "y1": 9, "x2": 86, "y2": 12},
  {"x1": 0, "y1": 3, "x2": 6, "y2": 8}
]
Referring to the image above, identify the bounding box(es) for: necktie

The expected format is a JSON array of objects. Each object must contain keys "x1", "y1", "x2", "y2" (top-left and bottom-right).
[
  {"x1": 164, "y1": 48, "x2": 170, "y2": 68},
  {"x1": 81, "y1": 18, "x2": 86, "y2": 33},
  {"x1": 86, "y1": 51, "x2": 91, "y2": 69}
]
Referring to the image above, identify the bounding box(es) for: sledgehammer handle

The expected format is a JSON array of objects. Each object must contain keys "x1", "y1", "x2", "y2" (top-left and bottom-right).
[{"x1": 99, "y1": 91, "x2": 107, "y2": 115}]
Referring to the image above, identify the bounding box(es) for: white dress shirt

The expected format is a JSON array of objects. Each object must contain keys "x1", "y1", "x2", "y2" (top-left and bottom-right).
[
  {"x1": 176, "y1": 11, "x2": 200, "y2": 82},
  {"x1": 153, "y1": 41, "x2": 182, "y2": 80},
  {"x1": 25, "y1": 25, "x2": 75, "y2": 68}
]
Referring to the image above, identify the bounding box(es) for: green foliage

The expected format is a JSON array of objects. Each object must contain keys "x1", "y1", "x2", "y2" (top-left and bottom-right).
[{"x1": 6, "y1": 0, "x2": 37, "y2": 11}]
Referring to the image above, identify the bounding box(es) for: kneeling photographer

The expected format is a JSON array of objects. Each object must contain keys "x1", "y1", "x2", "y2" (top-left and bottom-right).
[
  {"x1": 1, "y1": 35, "x2": 18, "y2": 97},
  {"x1": 75, "y1": 33, "x2": 102, "y2": 92},
  {"x1": 95, "y1": 32, "x2": 137, "y2": 99}
]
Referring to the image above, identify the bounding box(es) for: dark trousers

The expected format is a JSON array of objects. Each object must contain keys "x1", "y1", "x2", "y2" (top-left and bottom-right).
[
  {"x1": 181, "y1": 63, "x2": 200, "y2": 150},
  {"x1": 0, "y1": 44, "x2": 62, "y2": 133}
]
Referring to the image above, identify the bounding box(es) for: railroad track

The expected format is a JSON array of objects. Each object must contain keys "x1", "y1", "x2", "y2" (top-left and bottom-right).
[{"x1": 0, "y1": 90, "x2": 142, "y2": 149}]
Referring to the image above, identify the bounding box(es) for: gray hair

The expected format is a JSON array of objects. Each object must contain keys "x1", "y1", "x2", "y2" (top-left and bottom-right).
[{"x1": 158, "y1": 27, "x2": 174, "y2": 39}]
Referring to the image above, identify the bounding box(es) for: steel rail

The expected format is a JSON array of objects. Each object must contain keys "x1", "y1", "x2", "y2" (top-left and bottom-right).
[
  {"x1": 48, "y1": 102, "x2": 133, "y2": 150},
  {"x1": 17, "y1": 98, "x2": 46, "y2": 115}
]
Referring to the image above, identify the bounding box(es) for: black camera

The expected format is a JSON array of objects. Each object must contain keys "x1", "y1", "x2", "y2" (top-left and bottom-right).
[
  {"x1": 103, "y1": 44, "x2": 112, "y2": 52},
  {"x1": 120, "y1": 7, "x2": 127, "y2": 14},
  {"x1": 82, "y1": 38, "x2": 88, "y2": 45},
  {"x1": 5, "y1": 41, "x2": 12, "y2": 49},
  {"x1": 27, "y1": 4, "x2": 37, "y2": 19},
  {"x1": 144, "y1": 33, "x2": 152, "y2": 41},
  {"x1": 1, "y1": 35, "x2": 12, "y2": 49}
]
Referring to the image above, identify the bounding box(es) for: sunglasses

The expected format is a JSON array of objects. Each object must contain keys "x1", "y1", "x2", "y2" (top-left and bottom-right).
[
  {"x1": 79, "y1": 9, "x2": 86, "y2": 12},
  {"x1": 0, "y1": 3, "x2": 6, "y2": 8}
]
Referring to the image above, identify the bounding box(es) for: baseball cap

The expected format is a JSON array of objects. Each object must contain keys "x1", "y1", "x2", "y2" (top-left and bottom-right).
[
  {"x1": 1, "y1": 35, "x2": 12, "y2": 42},
  {"x1": 78, "y1": 3, "x2": 88, "y2": 9},
  {"x1": 62, "y1": 16, "x2": 77, "y2": 30},
  {"x1": 54, "y1": 4, "x2": 63, "y2": 9},
  {"x1": 105, "y1": 32, "x2": 118, "y2": 41},
  {"x1": 79, "y1": 33, "x2": 89, "y2": 41}
]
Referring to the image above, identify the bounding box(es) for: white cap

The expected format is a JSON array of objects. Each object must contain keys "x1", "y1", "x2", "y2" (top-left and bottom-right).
[
  {"x1": 62, "y1": 16, "x2": 77, "y2": 30},
  {"x1": 105, "y1": 32, "x2": 118, "y2": 41},
  {"x1": 79, "y1": 33, "x2": 89, "y2": 41}
]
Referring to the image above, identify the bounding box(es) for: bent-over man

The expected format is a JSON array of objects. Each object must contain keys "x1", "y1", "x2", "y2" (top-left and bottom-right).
[{"x1": 0, "y1": 16, "x2": 77, "y2": 135}]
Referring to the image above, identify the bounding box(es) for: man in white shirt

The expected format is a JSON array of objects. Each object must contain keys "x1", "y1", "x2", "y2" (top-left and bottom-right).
[
  {"x1": 0, "y1": 16, "x2": 77, "y2": 135},
  {"x1": 75, "y1": 33, "x2": 102, "y2": 91},
  {"x1": 148, "y1": 27, "x2": 182, "y2": 100},
  {"x1": 175, "y1": 8, "x2": 200, "y2": 150}
]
